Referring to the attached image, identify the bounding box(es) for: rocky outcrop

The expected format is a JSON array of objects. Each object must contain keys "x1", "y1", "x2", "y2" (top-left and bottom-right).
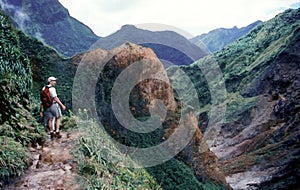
[{"x1": 72, "y1": 42, "x2": 231, "y2": 188}]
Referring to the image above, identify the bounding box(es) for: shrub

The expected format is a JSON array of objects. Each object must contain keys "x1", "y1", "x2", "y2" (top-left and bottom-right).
[{"x1": 0, "y1": 136, "x2": 28, "y2": 184}]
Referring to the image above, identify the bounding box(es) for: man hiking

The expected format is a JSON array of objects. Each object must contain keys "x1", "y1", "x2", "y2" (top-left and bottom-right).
[{"x1": 40, "y1": 76, "x2": 66, "y2": 138}]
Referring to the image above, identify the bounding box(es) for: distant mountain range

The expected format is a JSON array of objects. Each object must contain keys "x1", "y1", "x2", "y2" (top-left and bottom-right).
[
  {"x1": 190, "y1": 20, "x2": 262, "y2": 52},
  {"x1": 0, "y1": 0, "x2": 99, "y2": 57},
  {"x1": 91, "y1": 24, "x2": 207, "y2": 67}
]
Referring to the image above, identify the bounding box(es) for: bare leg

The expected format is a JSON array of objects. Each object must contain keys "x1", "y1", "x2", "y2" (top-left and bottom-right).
[
  {"x1": 48, "y1": 118, "x2": 53, "y2": 132},
  {"x1": 55, "y1": 117, "x2": 61, "y2": 132},
  {"x1": 52, "y1": 118, "x2": 56, "y2": 132},
  {"x1": 55, "y1": 117, "x2": 62, "y2": 138}
]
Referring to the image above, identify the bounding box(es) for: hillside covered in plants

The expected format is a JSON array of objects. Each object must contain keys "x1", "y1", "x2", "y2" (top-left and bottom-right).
[
  {"x1": 0, "y1": 10, "x2": 46, "y2": 186},
  {"x1": 171, "y1": 8, "x2": 300, "y2": 189}
]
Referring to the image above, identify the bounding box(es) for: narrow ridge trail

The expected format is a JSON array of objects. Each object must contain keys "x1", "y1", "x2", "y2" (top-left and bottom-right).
[{"x1": 3, "y1": 131, "x2": 82, "y2": 190}]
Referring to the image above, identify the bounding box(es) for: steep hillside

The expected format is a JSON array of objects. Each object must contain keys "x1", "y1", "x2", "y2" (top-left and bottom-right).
[
  {"x1": 0, "y1": 11, "x2": 45, "y2": 186},
  {"x1": 0, "y1": 0, "x2": 99, "y2": 57},
  {"x1": 190, "y1": 21, "x2": 262, "y2": 52},
  {"x1": 173, "y1": 8, "x2": 300, "y2": 189},
  {"x1": 91, "y1": 24, "x2": 207, "y2": 67},
  {"x1": 16, "y1": 29, "x2": 76, "y2": 109}
]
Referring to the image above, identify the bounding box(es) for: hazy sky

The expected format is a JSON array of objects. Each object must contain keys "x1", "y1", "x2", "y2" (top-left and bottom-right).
[{"x1": 58, "y1": 0, "x2": 300, "y2": 38}]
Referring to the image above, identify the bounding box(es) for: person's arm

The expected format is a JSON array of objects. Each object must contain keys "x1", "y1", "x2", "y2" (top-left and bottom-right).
[
  {"x1": 39, "y1": 102, "x2": 44, "y2": 117},
  {"x1": 54, "y1": 96, "x2": 66, "y2": 110}
]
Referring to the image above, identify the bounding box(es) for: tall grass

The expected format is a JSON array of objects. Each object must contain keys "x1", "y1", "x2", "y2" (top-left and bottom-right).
[{"x1": 71, "y1": 110, "x2": 162, "y2": 189}]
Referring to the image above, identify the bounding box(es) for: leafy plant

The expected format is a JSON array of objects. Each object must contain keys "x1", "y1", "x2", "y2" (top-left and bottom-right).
[
  {"x1": 0, "y1": 136, "x2": 28, "y2": 183},
  {"x1": 0, "y1": 10, "x2": 47, "y2": 186}
]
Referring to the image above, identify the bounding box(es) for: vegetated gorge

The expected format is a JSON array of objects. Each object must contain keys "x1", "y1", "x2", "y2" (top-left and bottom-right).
[{"x1": 0, "y1": 2, "x2": 299, "y2": 190}]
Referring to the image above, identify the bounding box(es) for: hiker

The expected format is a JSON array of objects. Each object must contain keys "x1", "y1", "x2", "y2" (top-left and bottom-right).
[{"x1": 40, "y1": 76, "x2": 66, "y2": 138}]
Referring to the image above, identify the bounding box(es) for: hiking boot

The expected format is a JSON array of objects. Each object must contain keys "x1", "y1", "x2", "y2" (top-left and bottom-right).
[
  {"x1": 56, "y1": 131, "x2": 62, "y2": 138},
  {"x1": 50, "y1": 132, "x2": 55, "y2": 139}
]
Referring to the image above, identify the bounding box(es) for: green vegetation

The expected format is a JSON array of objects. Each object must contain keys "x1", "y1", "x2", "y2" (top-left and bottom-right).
[
  {"x1": 0, "y1": 136, "x2": 28, "y2": 181},
  {"x1": 147, "y1": 159, "x2": 227, "y2": 190},
  {"x1": 71, "y1": 111, "x2": 162, "y2": 189},
  {"x1": 224, "y1": 93, "x2": 258, "y2": 122},
  {"x1": 168, "y1": 8, "x2": 300, "y2": 119},
  {"x1": 215, "y1": 8, "x2": 300, "y2": 93},
  {"x1": 0, "y1": 11, "x2": 46, "y2": 185}
]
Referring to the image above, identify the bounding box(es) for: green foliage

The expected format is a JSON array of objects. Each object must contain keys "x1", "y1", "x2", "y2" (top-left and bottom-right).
[
  {"x1": 0, "y1": 11, "x2": 46, "y2": 143},
  {"x1": 72, "y1": 116, "x2": 162, "y2": 189},
  {"x1": 61, "y1": 110, "x2": 77, "y2": 130},
  {"x1": 225, "y1": 93, "x2": 258, "y2": 122},
  {"x1": 213, "y1": 8, "x2": 300, "y2": 93},
  {"x1": 148, "y1": 159, "x2": 215, "y2": 190},
  {"x1": 0, "y1": 13, "x2": 31, "y2": 95},
  {"x1": 0, "y1": 136, "x2": 28, "y2": 182},
  {"x1": 0, "y1": 10, "x2": 47, "y2": 185},
  {"x1": 167, "y1": 64, "x2": 211, "y2": 108}
]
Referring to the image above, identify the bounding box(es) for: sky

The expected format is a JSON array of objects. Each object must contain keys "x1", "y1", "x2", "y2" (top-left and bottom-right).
[{"x1": 58, "y1": 0, "x2": 300, "y2": 38}]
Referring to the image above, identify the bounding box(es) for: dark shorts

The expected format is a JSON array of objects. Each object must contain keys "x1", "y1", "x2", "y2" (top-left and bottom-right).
[{"x1": 45, "y1": 103, "x2": 62, "y2": 119}]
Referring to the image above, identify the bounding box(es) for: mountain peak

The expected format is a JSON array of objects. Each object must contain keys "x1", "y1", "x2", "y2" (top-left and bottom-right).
[
  {"x1": 190, "y1": 20, "x2": 262, "y2": 52},
  {"x1": 121, "y1": 24, "x2": 137, "y2": 30},
  {"x1": 92, "y1": 25, "x2": 207, "y2": 67}
]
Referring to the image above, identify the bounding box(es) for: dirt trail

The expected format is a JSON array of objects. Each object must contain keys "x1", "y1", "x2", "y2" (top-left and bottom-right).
[{"x1": 3, "y1": 131, "x2": 82, "y2": 190}]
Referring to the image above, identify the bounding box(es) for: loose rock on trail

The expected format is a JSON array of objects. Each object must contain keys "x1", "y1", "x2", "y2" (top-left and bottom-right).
[{"x1": 3, "y1": 131, "x2": 82, "y2": 190}]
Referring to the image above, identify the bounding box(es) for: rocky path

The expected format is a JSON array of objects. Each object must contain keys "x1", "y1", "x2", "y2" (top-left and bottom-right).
[{"x1": 3, "y1": 131, "x2": 82, "y2": 190}]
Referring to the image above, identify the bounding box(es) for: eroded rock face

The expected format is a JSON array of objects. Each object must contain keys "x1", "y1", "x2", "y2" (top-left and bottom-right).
[
  {"x1": 73, "y1": 42, "x2": 231, "y2": 188},
  {"x1": 168, "y1": 111, "x2": 230, "y2": 187},
  {"x1": 209, "y1": 29, "x2": 300, "y2": 189}
]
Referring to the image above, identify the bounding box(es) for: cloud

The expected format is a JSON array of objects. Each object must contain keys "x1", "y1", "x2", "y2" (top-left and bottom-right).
[
  {"x1": 58, "y1": 0, "x2": 300, "y2": 37},
  {"x1": 96, "y1": 0, "x2": 141, "y2": 12},
  {"x1": 0, "y1": 0, "x2": 31, "y2": 32},
  {"x1": 291, "y1": 2, "x2": 300, "y2": 8},
  {"x1": 34, "y1": 32, "x2": 47, "y2": 45}
]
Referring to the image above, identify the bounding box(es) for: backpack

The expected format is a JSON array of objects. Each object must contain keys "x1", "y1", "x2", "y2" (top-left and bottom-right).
[{"x1": 40, "y1": 86, "x2": 53, "y2": 108}]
